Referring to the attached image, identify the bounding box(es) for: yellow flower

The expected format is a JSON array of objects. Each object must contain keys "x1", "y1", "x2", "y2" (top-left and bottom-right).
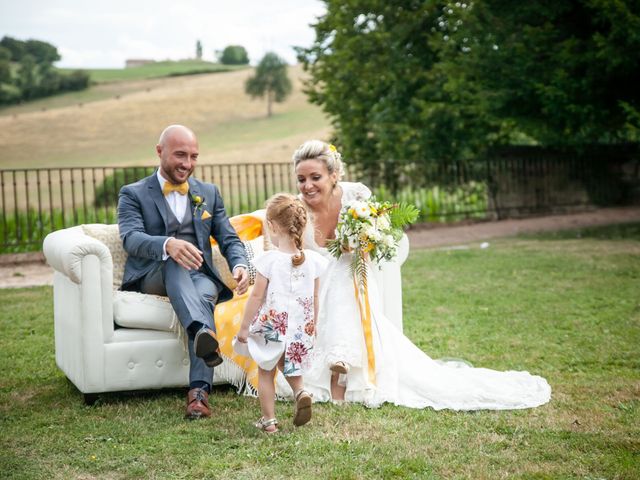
[
  {"x1": 349, "y1": 208, "x2": 357, "y2": 219},
  {"x1": 370, "y1": 205, "x2": 378, "y2": 215},
  {"x1": 364, "y1": 242, "x2": 374, "y2": 253},
  {"x1": 193, "y1": 195, "x2": 202, "y2": 204},
  {"x1": 329, "y1": 144, "x2": 337, "y2": 152}
]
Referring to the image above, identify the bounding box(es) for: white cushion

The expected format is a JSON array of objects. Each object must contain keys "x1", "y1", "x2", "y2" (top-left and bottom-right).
[{"x1": 113, "y1": 290, "x2": 176, "y2": 331}]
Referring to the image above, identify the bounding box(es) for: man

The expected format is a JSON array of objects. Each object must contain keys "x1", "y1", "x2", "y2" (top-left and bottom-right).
[{"x1": 118, "y1": 125, "x2": 249, "y2": 419}]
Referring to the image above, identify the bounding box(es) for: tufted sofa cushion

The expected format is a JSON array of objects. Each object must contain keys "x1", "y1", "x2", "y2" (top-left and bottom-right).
[{"x1": 113, "y1": 290, "x2": 176, "y2": 331}]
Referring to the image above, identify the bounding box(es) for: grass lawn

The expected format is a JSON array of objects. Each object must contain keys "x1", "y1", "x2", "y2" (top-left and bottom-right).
[{"x1": 1, "y1": 225, "x2": 638, "y2": 479}]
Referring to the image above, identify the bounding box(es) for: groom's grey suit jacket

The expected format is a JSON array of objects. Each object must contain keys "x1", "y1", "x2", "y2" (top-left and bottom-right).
[{"x1": 117, "y1": 172, "x2": 246, "y2": 303}]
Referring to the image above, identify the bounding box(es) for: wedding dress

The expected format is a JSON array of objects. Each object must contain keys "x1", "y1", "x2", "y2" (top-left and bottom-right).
[{"x1": 299, "y1": 181, "x2": 551, "y2": 410}]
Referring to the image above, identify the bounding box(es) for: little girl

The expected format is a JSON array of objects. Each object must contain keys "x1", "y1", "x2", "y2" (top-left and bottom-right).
[{"x1": 236, "y1": 193, "x2": 328, "y2": 433}]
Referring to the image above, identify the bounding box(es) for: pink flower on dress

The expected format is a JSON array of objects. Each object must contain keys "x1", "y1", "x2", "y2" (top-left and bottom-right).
[
  {"x1": 272, "y1": 311, "x2": 288, "y2": 335},
  {"x1": 286, "y1": 341, "x2": 308, "y2": 364}
]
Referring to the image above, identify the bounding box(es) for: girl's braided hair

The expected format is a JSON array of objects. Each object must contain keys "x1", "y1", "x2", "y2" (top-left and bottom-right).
[{"x1": 265, "y1": 193, "x2": 308, "y2": 266}]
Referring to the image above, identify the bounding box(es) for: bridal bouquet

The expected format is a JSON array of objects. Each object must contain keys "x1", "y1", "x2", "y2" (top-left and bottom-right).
[{"x1": 327, "y1": 197, "x2": 419, "y2": 288}]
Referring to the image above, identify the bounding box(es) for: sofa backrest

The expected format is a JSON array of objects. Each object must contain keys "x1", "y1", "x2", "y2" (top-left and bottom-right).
[{"x1": 82, "y1": 224, "x2": 127, "y2": 289}]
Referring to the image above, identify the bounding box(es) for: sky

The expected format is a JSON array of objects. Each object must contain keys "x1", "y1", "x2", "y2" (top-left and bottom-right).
[{"x1": 0, "y1": 0, "x2": 326, "y2": 68}]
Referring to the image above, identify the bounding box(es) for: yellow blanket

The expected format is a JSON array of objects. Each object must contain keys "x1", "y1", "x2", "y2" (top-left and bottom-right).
[{"x1": 211, "y1": 214, "x2": 262, "y2": 394}]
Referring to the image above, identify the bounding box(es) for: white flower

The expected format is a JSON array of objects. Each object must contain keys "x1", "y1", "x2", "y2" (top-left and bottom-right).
[
  {"x1": 382, "y1": 234, "x2": 395, "y2": 247},
  {"x1": 350, "y1": 201, "x2": 371, "y2": 219},
  {"x1": 365, "y1": 224, "x2": 382, "y2": 242},
  {"x1": 376, "y1": 214, "x2": 390, "y2": 230}
]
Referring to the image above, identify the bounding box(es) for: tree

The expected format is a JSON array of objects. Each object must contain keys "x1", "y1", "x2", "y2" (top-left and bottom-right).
[
  {"x1": 0, "y1": 36, "x2": 26, "y2": 61},
  {"x1": 220, "y1": 45, "x2": 249, "y2": 65},
  {"x1": 0, "y1": 46, "x2": 11, "y2": 84},
  {"x1": 24, "y1": 39, "x2": 61, "y2": 64},
  {"x1": 196, "y1": 40, "x2": 203, "y2": 60},
  {"x1": 245, "y1": 52, "x2": 292, "y2": 117},
  {"x1": 17, "y1": 54, "x2": 37, "y2": 100},
  {"x1": 441, "y1": 0, "x2": 640, "y2": 145},
  {"x1": 297, "y1": 1, "x2": 488, "y2": 188},
  {"x1": 298, "y1": 0, "x2": 640, "y2": 189}
]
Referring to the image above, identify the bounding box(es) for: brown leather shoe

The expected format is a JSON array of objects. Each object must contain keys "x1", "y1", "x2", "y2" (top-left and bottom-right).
[
  {"x1": 194, "y1": 327, "x2": 223, "y2": 368},
  {"x1": 185, "y1": 388, "x2": 211, "y2": 420}
]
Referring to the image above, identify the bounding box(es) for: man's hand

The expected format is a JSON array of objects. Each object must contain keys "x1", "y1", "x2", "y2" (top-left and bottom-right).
[
  {"x1": 233, "y1": 266, "x2": 249, "y2": 295},
  {"x1": 166, "y1": 238, "x2": 203, "y2": 270}
]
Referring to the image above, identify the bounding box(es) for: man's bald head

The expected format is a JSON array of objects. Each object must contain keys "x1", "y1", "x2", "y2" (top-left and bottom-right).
[
  {"x1": 156, "y1": 125, "x2": 199, "y2": 185},
  {"x1": 158, "y1": 125, "x2": 197, "y2": 148}
]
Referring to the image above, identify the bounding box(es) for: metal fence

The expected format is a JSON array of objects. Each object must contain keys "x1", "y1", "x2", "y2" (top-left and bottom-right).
[
  {"x1": 0, "y1": 162, "x2": 297, "y2": 252},
  {"x1": 1, "y1": 147, "x2": 638, "y2": 252}
]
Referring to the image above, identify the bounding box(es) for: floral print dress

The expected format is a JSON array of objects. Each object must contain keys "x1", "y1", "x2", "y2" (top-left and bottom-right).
[{"x1": 247, "y1": 249, "x2": 328, "y2": 376}]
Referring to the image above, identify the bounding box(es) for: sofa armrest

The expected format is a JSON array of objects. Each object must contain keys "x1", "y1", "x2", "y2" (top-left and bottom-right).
[
  {"x1": 44, "y1": 226, "x2": 116, "y2": 394},
  {"x1": 373, "y1": 233, "x2": 410, "y2": 332},
  {"x1": 43, "y1": 226, "x2": 113, "y2": 284}
]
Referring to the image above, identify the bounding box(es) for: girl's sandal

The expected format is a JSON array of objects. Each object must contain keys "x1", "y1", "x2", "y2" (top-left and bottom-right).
[
  {"x1": 255, "y1": 417, "x2": 279, "y2": 434},
  {"x1": 330, "y1": 361, "x2": 350, "y2": 375},
  {"x1": 293, "y1": 390, "x2": 313, "y2": 427}
]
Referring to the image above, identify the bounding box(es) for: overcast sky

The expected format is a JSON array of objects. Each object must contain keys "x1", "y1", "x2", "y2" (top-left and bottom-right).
[{"x1": 0, "y1": 0, "x2": 326, "y2": 68}]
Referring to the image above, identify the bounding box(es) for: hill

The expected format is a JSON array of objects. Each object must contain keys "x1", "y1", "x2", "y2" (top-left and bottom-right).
[
  {"x1": 71, "y1": 59, "x2": 246, "y2": 84},
  {"x1": 0, "y1": 65, "x2": 331, "y2": 169}
]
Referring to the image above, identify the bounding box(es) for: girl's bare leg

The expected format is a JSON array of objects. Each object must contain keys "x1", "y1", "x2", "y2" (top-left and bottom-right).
[
  {"x1": 258, "y1": 367, "x2": 278, "y2": 432},
  {"x1": 330, "y1": 372, "x2": 346, "y2": 401}
]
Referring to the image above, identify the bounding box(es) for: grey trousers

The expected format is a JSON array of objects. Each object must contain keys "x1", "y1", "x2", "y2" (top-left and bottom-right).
[{"x1": 140, "y1": 259, "x2": 219, "y2": 387}]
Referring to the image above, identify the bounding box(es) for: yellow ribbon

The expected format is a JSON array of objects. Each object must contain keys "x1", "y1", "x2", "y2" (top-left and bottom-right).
[
  {"x1": 162, "y1": 182, "x2": 189, "y2": 196},
  {"x1": 353, "y1": 271, "x2": 376, "y2": 386}
]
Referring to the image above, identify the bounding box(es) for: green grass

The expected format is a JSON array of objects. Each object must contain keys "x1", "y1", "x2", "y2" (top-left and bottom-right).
[
  {"x1": 1, "y1": 228, "x2": 639, "y2": 479},
  {"x1": 71, "y1": 60, "x2": 246, "y2": 84}
]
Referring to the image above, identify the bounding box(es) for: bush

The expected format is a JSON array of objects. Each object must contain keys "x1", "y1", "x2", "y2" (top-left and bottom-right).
[
  {"x1": 93, "y1": 168, "x2": 154, "y2": 208},
  {"x1": 220, "y1": 45, "x2": 249, "y2": 65}
]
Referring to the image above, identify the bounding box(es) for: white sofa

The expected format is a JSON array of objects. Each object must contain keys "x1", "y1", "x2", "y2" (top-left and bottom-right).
[{"x1": 43, "y1": 215, "x2": 409, "y2": 404}]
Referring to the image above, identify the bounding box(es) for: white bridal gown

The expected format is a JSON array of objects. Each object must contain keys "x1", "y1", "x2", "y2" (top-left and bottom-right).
[{"x1": 299, "y1": 182, "x2": 551, "y2": 410}]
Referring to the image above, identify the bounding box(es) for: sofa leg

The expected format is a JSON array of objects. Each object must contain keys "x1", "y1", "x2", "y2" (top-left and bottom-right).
[{"x1": 83, "y1": 393, "x2": 99, "y2": 406}]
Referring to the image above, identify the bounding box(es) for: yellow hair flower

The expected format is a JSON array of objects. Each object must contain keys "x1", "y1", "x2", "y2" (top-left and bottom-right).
[{"x1": 329, "y1": 144, "x2": 337, "y2": 152}]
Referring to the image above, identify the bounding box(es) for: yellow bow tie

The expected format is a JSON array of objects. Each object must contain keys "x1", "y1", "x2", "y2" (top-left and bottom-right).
[{"x1": 162, "y1": 182, "x2": 189, "y2": 196}]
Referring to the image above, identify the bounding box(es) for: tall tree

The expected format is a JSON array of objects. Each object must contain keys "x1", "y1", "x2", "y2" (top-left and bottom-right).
[
  {"x1": 196, "y1": 40, "x2": 203, "y2": 60},
  {"x1": 443, "y1": 0, "x2": 640, "y2": 145},
  {"x1": 245, "y1": 52, "x2": 292, "y2": 117},
  {"x1": 298, "y1": 0, "x2": 640, "y2": 187}
]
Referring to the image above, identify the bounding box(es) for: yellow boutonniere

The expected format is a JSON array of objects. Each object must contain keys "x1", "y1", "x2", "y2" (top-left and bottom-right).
[{"x1": 192, "y1": 195, "x2": 207, "y2": 215}]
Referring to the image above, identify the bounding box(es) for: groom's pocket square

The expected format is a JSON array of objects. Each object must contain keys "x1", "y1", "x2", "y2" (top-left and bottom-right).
[{"x1": 201, "y1": 211, "x2": 212, "y2": 220}]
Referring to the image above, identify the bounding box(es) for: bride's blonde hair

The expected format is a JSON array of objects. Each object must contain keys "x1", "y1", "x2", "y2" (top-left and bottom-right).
[
  {"x1": 265, "y1": 193, "x2": 308, "y2": 266},
  {"x1": 292, "y1": 140, "x2": 345, "y2": 181}
]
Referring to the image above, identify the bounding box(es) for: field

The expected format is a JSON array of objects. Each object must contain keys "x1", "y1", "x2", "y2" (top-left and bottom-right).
[
  {"x1": 1, "y1": 225, "x2": 638, "y2": 479},
  {"x1": 0, "y1": 64, "x2": 331, "y2": 169},
  {"x1": 63, "y1": 60, "x2": 246, "y2": 83}
]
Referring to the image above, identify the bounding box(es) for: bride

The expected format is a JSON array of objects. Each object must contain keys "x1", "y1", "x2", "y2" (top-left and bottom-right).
[{"x1": 292, "y1": 140, "x2": 551, "y2": 410}]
